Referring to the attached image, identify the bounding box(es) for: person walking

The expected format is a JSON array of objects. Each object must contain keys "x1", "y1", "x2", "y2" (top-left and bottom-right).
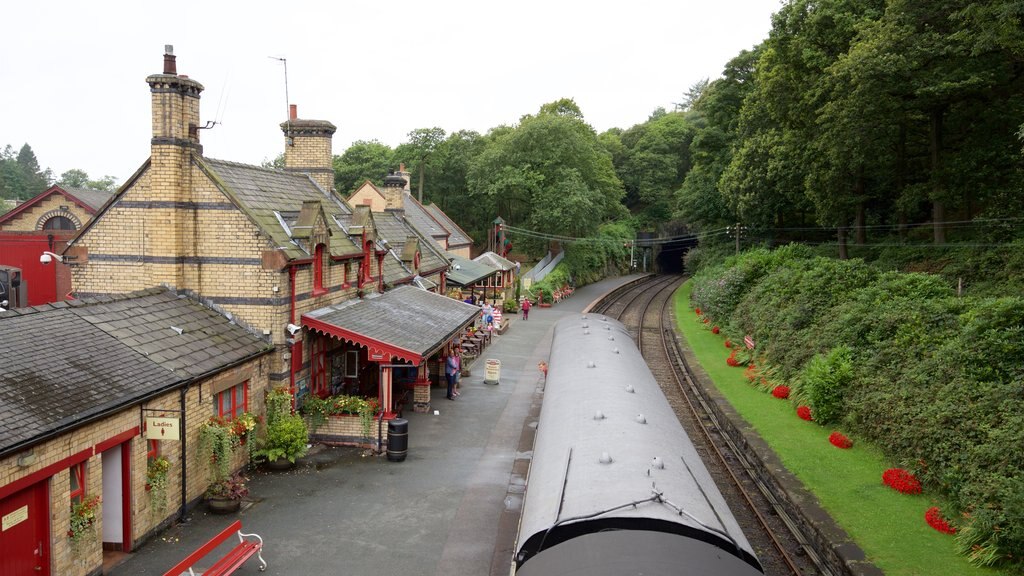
[
  {"x1": 521, "y1": 297, "x2": 531, "y2": 320},
  {"x1": 445, "y1": 351, "x2": 460, "y2": 400}
]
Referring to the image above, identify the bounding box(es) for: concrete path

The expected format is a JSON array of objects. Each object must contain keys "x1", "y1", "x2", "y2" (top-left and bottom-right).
[{"x1": 111, "y1": 275, "x2": 644, "y2": 576}]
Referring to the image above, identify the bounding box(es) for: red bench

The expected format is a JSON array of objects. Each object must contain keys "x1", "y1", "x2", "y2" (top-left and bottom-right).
[{"x1": 163, "y1": 520, "x2": 267, "y2": 576}]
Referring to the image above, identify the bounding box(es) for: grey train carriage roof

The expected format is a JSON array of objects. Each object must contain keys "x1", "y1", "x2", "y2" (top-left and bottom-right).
[{"x1": 515, "y1": 314, "x2": 762, "y2": 575}]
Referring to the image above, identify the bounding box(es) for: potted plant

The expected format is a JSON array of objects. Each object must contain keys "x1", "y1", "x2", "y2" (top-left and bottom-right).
[
  {"x1": 145, "y1": 455, "x2": 171, "y2": 516},
  {"x1": 254, "y1": 387, "x2": 309, "y2": 470},
  {"x1": 205, "y1": 472, "x2": 249, "y2": 514},
  {"x1": 254, "y1": 413, "x2": 309, "y2": 470},
  {"x1": 198, "y1": 417, "x2": 248, "y2": 512}
]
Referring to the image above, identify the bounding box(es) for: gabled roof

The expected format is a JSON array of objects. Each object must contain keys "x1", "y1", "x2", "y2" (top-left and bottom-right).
[
  {"x1": 426, "y1": 203, "x2": 473, "y2": 247},
  {"x1": 199, "y1": 158, "x2": 359, "y2": 261},
  {"x1": 447, "y1": 253, "x2": 497, "y2": 287},
  {"x1": 301, "y1": 285, "x2": 479, "y2": 365},
  {"x1": 0, "y1": 185, "x2": 113, "y2": 225},
  {"x1": 0, "y1": 287, "x2": 272, "y2": 457},
  {"x1": 397, "y1": 192, "x2": 449, "y2": 241},
  {"x1": 474, "y1": 251, "x2": 515, "y2": 271}
]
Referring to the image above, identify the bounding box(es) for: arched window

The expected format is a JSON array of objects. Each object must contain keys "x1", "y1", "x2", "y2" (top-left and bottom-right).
[
  {"x1": 312, "y1": 243, "x2": 327, "y2": 296},
  {"x1": 43, "y1": 216, "x2": 76, "y2": 231}
]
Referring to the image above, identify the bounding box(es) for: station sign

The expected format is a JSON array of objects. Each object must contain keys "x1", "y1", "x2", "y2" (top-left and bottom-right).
[{"x1": 145, "y1": 417, "x2": 181, "y2": 440}]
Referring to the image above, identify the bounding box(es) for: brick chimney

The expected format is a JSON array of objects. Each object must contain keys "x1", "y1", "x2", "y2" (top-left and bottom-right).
[
  {"x1": 281, "y1": 104, "x2": 337, "y2": 193},
  {"x1": 147, "y1": 45, "x2": 204, "y2": 156},
  {"x1": 145, "y1": 45, "x2": 204, "y2": 288},
  {"x1": 398, "y1": 162, "x2": 412, "y2": 194},
  {"x1": 382, "y1": 170, "x2": 407, "y2": 212}
]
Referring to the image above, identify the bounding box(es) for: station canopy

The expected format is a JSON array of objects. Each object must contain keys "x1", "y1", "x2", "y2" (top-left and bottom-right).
[
  {"x1": 446, "y1": 254, "x2": 497, "y2": 287},
  {"x1": 301, "y1": 285, "x2": 480, "y2": 365}
]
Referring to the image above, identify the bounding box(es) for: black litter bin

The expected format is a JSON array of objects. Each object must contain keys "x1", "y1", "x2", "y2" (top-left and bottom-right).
[{"x1": 387, "y1": 418, "x2": 408, "y2": 462}]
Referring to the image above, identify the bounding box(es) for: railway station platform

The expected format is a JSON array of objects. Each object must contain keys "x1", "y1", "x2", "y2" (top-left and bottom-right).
[{"x1": 110, "y1": 274, "x2": 647, "y2": 576}]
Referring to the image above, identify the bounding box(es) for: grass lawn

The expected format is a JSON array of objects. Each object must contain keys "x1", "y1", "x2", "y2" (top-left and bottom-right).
[{"x1": 674, "y1": 281, "x2": 1007, "y2": 576}]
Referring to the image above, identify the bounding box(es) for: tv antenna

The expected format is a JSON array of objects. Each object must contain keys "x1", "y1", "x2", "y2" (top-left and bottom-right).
[{"x1": 268, "y1": 56, "x2": 290, "y2": 123}]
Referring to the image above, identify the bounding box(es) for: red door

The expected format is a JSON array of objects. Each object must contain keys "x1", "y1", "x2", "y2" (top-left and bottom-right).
[{"x1": 0, "y1": 482, "x2": 50, "y2": 575}]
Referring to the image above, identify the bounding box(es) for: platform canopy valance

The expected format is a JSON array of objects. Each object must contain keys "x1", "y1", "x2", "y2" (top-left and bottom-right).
[{"x1": 301, "y1": 285, "x2": 480, "y2": 365}]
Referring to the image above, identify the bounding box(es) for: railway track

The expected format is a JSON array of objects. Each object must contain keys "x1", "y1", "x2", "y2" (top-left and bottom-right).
[{"x1": 593, "y1": 275, "x2": 828, "y2": 576}]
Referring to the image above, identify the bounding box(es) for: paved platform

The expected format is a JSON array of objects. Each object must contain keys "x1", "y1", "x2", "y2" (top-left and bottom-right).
[{"x1": 111, "y1": 274, "x2": 645, "y2": 576}]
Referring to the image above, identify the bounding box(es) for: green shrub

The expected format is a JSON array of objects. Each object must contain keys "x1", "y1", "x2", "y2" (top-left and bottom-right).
[
  {"x1": 254, "y1": 413, "x2": 309, "y2": 464},
  {"x1": 798, "y1": 346, "x2": 852, "y2": 425},
  {"x1": 691, "y1": 245, "x2": 1024, "y2": 569}
]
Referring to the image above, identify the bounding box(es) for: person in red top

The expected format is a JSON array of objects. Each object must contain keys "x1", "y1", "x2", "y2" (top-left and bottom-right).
[{"x1": 521, "y1": 297, "x2": 531, "y2": 320}]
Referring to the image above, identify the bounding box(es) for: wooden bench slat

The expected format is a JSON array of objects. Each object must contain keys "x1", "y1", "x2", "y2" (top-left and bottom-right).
[{"x1": 203, "y1": 542, "x2": 262, "y2": 576}]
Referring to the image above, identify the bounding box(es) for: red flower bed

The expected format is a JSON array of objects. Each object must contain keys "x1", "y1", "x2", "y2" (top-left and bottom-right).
[
  {"x1": 712, "y1": 326, "x2": 720, "y2": 334},
  {"x1": 829, "y1": 432, "x2": 853, "y2": 449},
  {"x1": 797, "y1": 406, "x2": 812, "y2": 421},
  {"x1": 724, "y1": 339, "x2": 732, "y2": 348},
  {"x1": 925, "y1": 507, "x2": 956, "y2": 535},
  {"x1": 695, "y1": 307, "x2": 702, "y2": 315},
  {"x1": 772, "y1": 385, "x2": 790, "y2": 399},
  {"x1": 726, "y1": 350, "x2": 741, "y2": 367},
  {"x1": 882, "y1": 468, "x2": 922, "y2": 495}
]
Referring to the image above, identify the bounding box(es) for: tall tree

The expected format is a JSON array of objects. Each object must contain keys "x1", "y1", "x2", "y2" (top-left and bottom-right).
[
  {"x1": 468, "y1": 101, "x2": 626, "y2": 255},
  {"x1": 332, "y1": 140, "x2": 395, "y2": 197},
  {"x1": 395, "y1": 127, "x2": 446, "y2": 202}
]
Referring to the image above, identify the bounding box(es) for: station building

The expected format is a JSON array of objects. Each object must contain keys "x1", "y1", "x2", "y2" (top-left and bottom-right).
[{"x1": 0, "y1": 46, "x2": 483, "y2": 575}]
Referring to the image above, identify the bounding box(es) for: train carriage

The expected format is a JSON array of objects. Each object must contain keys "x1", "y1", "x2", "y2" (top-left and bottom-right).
[{"x1": 514, "y1": 314, "x2": 764, "y2": 576}]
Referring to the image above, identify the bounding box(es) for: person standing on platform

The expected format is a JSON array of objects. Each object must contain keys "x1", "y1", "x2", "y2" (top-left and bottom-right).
[
  {"x1": 452, "y1": 352, "x2": 462, "y2": 397},
  {"x1": 446, "y1": 351, "x2": 460, "y2": 400},
  {"x1": 521, "y1": 297, "x2": 531, "y2": 320}
]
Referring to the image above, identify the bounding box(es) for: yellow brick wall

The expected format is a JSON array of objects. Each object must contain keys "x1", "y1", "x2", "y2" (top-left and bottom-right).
[
  {"x1": 347, "y1": 183, "x2": 384, "y2": 211},
  {"x1": 283, "y1": 134, "x2": 333, "y2": 192},
  {"x1": 0, "y1": 193, "x2": 92, "y2": 232},
  {"x1": 0, "y1": 354, "x2": 269, "y2": 576}
]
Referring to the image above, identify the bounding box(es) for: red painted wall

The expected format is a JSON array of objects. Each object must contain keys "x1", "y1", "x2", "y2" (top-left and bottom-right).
[{"x1": 0, "y1": 234, "x2": 71, "y2": 306}]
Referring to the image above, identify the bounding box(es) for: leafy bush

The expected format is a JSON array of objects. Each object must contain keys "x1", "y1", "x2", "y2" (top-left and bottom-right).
[
  {"x1": 691, "y1": 246, "x2": 1024, "y2": 568},
  {"x1": 254, "y1": 413, "x2": 309, "y2": 464},
  {"x1": 797, "y1": 346, "x2": 852, "y2": 425}
]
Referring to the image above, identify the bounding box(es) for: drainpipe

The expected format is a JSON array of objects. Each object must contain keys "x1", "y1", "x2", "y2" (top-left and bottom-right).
[
  {"x1": 178, "y1": 384, "x2": 188, "y2": 522},
  {"x1": 289, "y1": 265, "x2": 298, "y2": 405}
]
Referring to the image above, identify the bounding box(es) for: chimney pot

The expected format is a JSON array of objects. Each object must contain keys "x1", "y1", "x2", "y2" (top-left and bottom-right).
[
  {"x1": 163, "y1": 45, "x2": 177, "y2": 75},
  {"x1": 289, "y1": 104, "x2": 297, "y2": 120}
]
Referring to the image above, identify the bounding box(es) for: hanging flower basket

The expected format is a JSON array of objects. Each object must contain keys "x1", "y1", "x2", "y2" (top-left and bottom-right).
[
  {"x1": 829, "y1": 432, "x2": 853, "y2": 449},
  {"x1": 797, "y1": 406, "x2": 813, "y2": 421},
  {"x1": 882, "y1": 468, "x2": 922, "y2": 494},
  {"x1": 925, "y1": 507, "x2": 956, "y2": 534},
  {"x1": 772, "y1": 385, "x2": 790, "y2": 399}
]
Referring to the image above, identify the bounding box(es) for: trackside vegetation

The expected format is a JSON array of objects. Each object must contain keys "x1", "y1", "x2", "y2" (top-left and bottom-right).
[{"x1": 686, "y1": 247, "x2": 1024, "y2": 572}]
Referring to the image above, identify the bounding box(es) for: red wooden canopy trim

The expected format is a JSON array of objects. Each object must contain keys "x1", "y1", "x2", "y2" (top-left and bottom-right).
[{"x1": 301, "y1": 315, "x2": 424, "y2": 366}]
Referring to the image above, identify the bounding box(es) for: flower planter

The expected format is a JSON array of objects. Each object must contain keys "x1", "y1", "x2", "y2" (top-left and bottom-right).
[{"x1": 207, "y1": 497, "x2": 241, "y2": 514}]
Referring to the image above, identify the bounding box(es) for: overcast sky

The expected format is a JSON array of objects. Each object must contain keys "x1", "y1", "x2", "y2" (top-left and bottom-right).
[{"x1": 2, "y1": 1, "x2": 780, "y2": 186}]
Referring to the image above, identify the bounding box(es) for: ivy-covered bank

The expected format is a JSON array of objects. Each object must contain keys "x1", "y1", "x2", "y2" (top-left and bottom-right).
[{"x1": 687, "y1": 245, "x2": 1024, "y2": 571}]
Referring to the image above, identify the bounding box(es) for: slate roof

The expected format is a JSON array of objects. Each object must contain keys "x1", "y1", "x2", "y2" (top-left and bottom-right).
[
  {"x1": 447, "y1": 253, "x2": 497, "y2": 287},
  {"x1": 474, "y1": 251, "x2": 515, "y2": 271},
  {"x1": 397, "y1": 192, "x2": 449, "y2": 241},
  {"x1": 374, "y1": 211, "x2": 451, "y2": 275},
  {"x1": 65, "y1": 187, "x2": 115, "y2": 211},
  {"x1": 199, "y1": 157, "x2": 361, "y2": 260},
  {"x1": 0, "y1": 288, "x2": 272, "y2": 457},
  {"x1": 426, "y1": 203, "x2": 473, "y2": 247},
  {"x1": 302, "y1": 285, "x2": 479, "y2": 364}
]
